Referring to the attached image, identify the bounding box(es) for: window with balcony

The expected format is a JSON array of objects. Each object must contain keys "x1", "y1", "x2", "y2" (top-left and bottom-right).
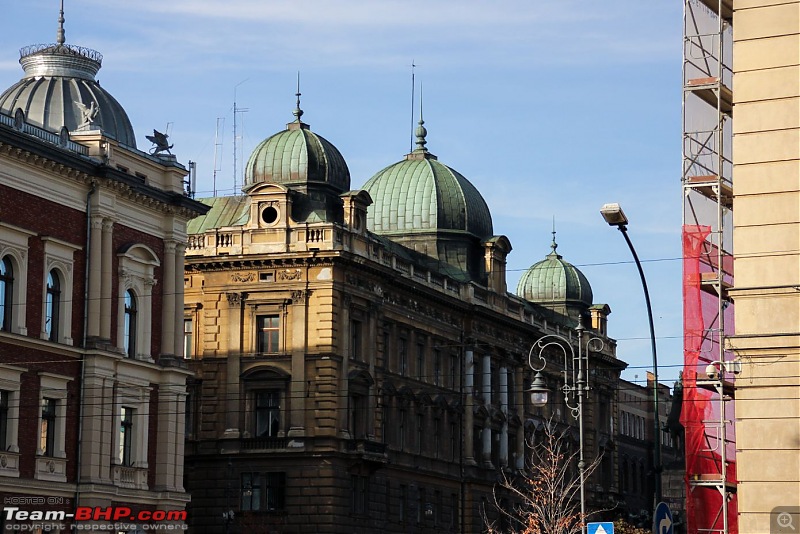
[
  {"x1": 44, "y1": 270, "x2": 63, "y2": 342},
  {"x1": 398, "y1": 337, "x2": 408, "y2": 376},
  {"x1": 123, "y1": 290, "x2": 137, "y2": 358},
  {"x1": 255, "y1": 390, "x2": 280, "y2": 438},
  {"x1": 351, "y1": 320, "x2": 363, "y2": 361},
  {"x1": 40, "y1": 399, "x2": 56, "y2": 457},
  {"x1": 416, "y1": 342, "x2": 425, "y2": 381},
  {"x1": 119, "y1": 407, "x2": 134, "y2": 467},
  {"x1": 0, "y1": 391, "x2": 8, "y2": 450}
]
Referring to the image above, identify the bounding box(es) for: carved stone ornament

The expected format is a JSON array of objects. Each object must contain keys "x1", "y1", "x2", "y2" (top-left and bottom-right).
[
  {"x1": 231, "y1": 272, "x2": 256, "y2": 283},
  {"x1": 291, "y1": 290, "x2": 311, "y2": 304},
  {"x1": 278, "y1": 269, "x2": 302, "y2": 281},
  {"x1": 226, "y1": 292, "x2": 242, "y2": 306}
]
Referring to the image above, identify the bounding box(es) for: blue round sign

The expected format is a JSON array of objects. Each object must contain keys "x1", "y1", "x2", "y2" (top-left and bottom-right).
[{"x1": 653, "y1": 502, "x2": 674, "y2": 534}]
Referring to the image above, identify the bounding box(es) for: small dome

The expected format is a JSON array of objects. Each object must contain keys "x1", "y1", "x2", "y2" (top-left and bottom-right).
[
  {"x1": 517, "y1": 240, "x2": 593, "y2": 307},
  {"x1": 0, "y1": 43, "x2": 136, "y2": 147},
  {"x1": 362, "y1": 119, "x2": 492, "y2": 239},
  {"x1": 244, "y1": 118, "x2": 350, "y2": 193}
]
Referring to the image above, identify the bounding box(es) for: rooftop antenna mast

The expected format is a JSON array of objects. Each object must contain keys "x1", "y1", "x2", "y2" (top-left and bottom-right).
[
  {"x1": 233, "y1": 79, "x2": 249, "y2": 194},
  {"x1": 212, "y1": 117, "x2": 225, "y2": 196},
  {"x1": 410, "y1": 60, "x2": 416, "y2": 153}
]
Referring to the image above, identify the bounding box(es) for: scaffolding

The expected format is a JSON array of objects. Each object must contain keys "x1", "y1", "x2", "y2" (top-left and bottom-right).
[{"x1": 681, "y1": 1, "x2": 737, "y2": 533}]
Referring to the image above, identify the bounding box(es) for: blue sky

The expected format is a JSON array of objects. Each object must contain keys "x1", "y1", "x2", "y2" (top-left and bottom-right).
[{"x1": 1, "y1": 1, "x2": 685, "y2": 387}]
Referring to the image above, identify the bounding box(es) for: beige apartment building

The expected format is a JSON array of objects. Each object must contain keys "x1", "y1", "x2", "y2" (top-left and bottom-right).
[{"x1": 729, "y1": 0, "x2": 800, "y2": 531}]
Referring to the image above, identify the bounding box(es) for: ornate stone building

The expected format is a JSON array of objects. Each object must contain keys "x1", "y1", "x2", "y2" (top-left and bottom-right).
[
  {"x1": 0, "y1": 10, "x2": 206, "y2": 530},
  {"x1": 183, "y1": 102, "x2": 626, "y2": 532}
]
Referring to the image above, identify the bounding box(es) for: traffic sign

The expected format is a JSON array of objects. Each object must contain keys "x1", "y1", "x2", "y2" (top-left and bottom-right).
[
  {"x1": 653, "y1": 502, "x2": 674, "y2": 534},
  {"x1": 587, "y1": 522, "x2": 615, "y2": 534}
]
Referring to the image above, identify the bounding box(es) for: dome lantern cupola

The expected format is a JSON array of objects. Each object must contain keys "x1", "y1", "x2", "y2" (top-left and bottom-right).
[{"x1": 0, "y1": 2, "x2": 137, "y2": 147}]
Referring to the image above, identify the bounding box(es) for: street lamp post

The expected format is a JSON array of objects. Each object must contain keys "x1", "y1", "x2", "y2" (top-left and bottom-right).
[
  {"x1": 600, "y1": 202, "x2": 662, "y2": 505},
  {"x1": 527, "y1": 318, "x2": 604, "y2": 534}
]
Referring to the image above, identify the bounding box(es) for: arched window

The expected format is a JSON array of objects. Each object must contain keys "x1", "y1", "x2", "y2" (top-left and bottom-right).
[
  {"x1": 45, "y1": 270, "x2": 61, "y2": 341},
  {"x1": 124, "y1": 290, "x2": 137, "y2": 358},
  {"x1": 0, "y1": 257, "x2": 13, "y2": 332}
]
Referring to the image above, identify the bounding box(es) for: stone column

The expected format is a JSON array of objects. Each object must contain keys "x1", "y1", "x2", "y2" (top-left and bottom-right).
[
  {"x1": 223, "y1": 292, "x2": 242, "y2": 437},
  {"x1": 86, "y1": 216, "x2": 103, "y2": 339},
  {"x1": 161, "y1": 241, "x2": 176, "y2": 356},
  {"x1": 173, "y1": 244, "x2": 186, "y2": 358},
  {"x1": 499, "y1": 364, "x2": 508, "y2": 468},
  {"x1": 99, "y1": 219, "x2": 114, "y2": 340},
  {"x1": 154, "y1": 378, "x2": 189, "y2": 492},
  {"x1": 288, "y1": 290, "x2": 308, "y2": 437},
  {"x1": 337, "y1": 296, "x2": 351, "y2": 438},
  {"x1": 464, "y1": 348, "x2": 475, "y2": 465},
  {"x1": 481, "y1": 353, "x2": 492, "y2": 466},
  {"x1": 516, "y1": 364, "x2": 525, "y2": 470}
]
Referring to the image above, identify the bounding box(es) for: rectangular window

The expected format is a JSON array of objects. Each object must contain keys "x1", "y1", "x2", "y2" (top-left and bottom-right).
[
  {"x1": 256, "y1": 315, "x2": 280, "y2": 353},
  {"x1": 255, "y1": 390, "x2": 280, "y2": 438},
  {"x1": 183, "y1": 318, "x2": 193, "y2": 359},
  {"x1": 350, "y1": 393, "x2": 367, "y2": 438},
  {"x1": 507, "y1": 369, "x2": 515, "y2": 410},
  {"x1": 450, "y1": 420, "x2": 458, "y2": 461},
  {"x1": 398, "y1": 338, "x2": 408, "y2": 376},
  {"x1": 416, "y1": 342, "x2": 425, "y2": 381},
  {"x1": 450, "y1": 493, "x2": 459, "y2": 529},
  {"x1": 416, "y1": 413, "x2": 424, "y2": 453},
  {"x1": 433, "y1": 418, "x2": 441, "y2": 458},
  {"x1": 241, "y1": 473, "x2": 262, "y2": 511},
  {"x1": 398, "y1": 410, "x2": 406, "y2": 450},
  {"x1": 0, "y1": 390, "x2": 8, "y2": 450},
  {"x1": 450, "y1": 353, "x2": 458, "y2": 389},
  {"x1": 400, "y1": 484, "x2": 407, "y2": 522},
  {"x1": 351, "y1": 475, "x2": 369, "y2": 515},
  {"x1": 382, "y1": 330, "x2": 391, "y2": 368},
  {"x1": 417, "y1": 487, "x2": 426, "y2": 524},
  {"x1": 40, "y1": 398, "x2": 56, "y2": 456},
  {"x1": 265, "y1": 472, "x2": 286, "y2": 511},
  {"x1": 119, "y1": 407, "x2": 134, "y2": 466},
  {"x1": 351, "y1": 320, "x2": 362, "y2": 361},
  {"x1": 433, "y1": 349, "x2": 441, "y2": 386}
]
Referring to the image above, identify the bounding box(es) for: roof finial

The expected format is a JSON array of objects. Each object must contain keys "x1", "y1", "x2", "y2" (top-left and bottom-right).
[
  {"x1": 414, "y1": 83, "x2": 427, "y2": 151},
  {"x1": 550, "y1": 217, "x2": 559, "y2": 254},
  {"x1": 292, "y1": 71, "x2": 303, "y2": 122},
  {"x1": 57, "y1": 0, "x2": 66, "y2": 46}
]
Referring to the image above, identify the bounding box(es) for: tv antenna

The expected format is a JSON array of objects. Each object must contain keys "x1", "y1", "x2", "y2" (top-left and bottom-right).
[{"x1": 233, "y1": 79, "x2": 249, "y2": 193}]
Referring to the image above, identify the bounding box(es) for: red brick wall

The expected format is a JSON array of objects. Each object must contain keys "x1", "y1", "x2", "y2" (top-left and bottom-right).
[{"x1": 0, "y1": 183, "x2": 86, "y2": 344}]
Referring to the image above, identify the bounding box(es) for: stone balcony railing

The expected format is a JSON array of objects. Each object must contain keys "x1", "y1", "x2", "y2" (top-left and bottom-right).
[{"x1": 113, "y1": 464, "x2": 149, "y2": 490}]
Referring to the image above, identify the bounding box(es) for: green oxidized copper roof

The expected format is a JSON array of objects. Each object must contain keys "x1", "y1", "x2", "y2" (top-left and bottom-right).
[
  {"x1": 362, "y1": 116, "x2": 492, "y2": 239},
  {"x1": 186, "y1": 196, "x2": 249, "y2": 234},
  {"x1": 517, "y1": 239, "x2": 593, "y2": 307}
]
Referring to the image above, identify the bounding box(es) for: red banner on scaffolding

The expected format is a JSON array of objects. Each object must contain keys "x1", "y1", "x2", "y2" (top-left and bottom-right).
[{"x1": 682, "y1": 225, "x2": 737, "y2": 534}]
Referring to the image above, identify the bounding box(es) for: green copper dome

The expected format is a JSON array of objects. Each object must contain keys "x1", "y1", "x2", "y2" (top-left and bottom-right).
[
  {"x1": 244, "y1": 109, "x2": 350, "y2": 192},
  {"x1": 362, "y1": 116, "x2": 492, "y2": 239},
  {"x1": 517, "y1": 240, "x2": 593, "y2": 308}
]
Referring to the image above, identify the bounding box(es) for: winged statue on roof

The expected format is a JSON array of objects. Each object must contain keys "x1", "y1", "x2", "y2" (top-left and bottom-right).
[{"x1": 146, "y1": 129, "x2": 173, "y2": 155}]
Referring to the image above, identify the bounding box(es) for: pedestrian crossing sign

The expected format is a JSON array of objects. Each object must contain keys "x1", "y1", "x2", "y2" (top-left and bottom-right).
[{"x1": 587, "y1": 522, "x2": 615, "y2": 534}]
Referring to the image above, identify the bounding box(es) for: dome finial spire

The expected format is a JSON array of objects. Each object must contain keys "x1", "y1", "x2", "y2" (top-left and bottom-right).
[
  {"x1": 551, "y1": 216, "x2": 558, "y2": 253},
  {"x1": 57, "y1": 0, "x2": 66, "y2": 46},
  {"x1": 292, "y1": 71, "x2": 304, "y2": 122},
  {"x1": 414, "y1": 83, "x2": 428, "y2": 152}
]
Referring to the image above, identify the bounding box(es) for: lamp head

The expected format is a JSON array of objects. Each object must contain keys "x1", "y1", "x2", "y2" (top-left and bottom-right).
[
  {"x1": 600, "y1": 203, "x2": 629, "y2": 227},
  {"x1": 527, "y1": 371, "x2": 550, "y2": 407}
]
